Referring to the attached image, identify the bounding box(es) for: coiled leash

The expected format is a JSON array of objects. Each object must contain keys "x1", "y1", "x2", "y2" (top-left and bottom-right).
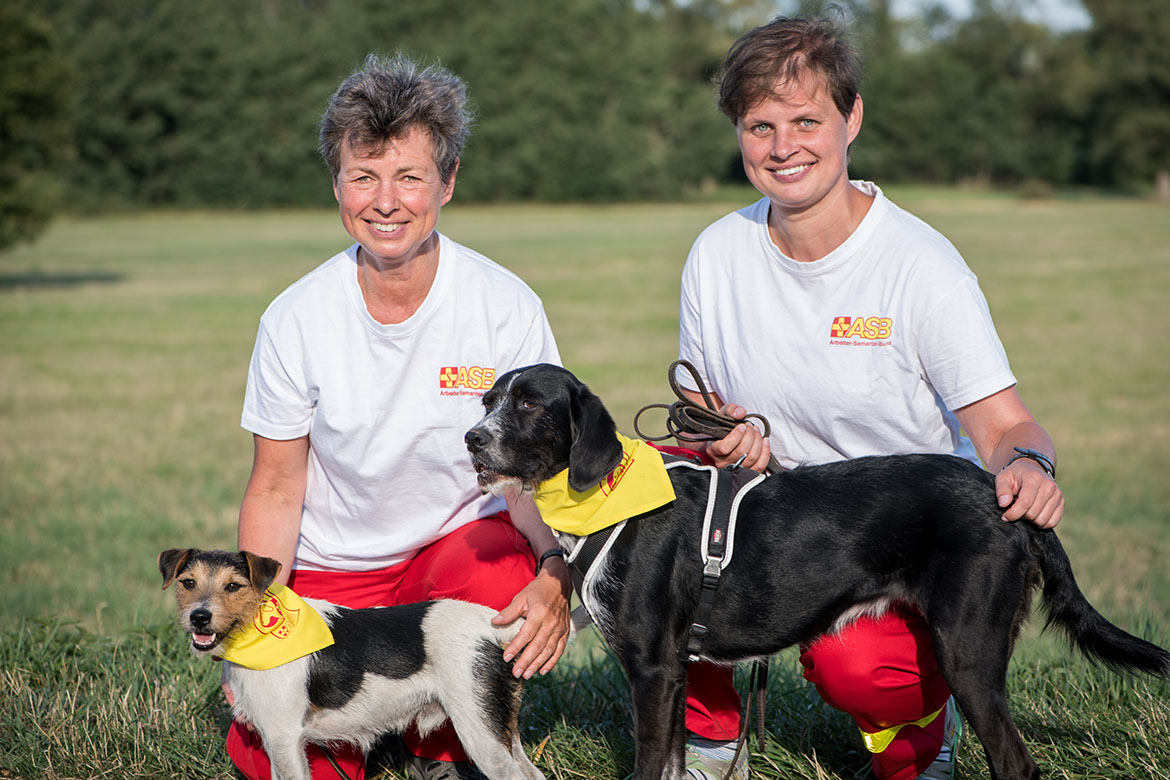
[
  {"x1": 634, "y1": 360, "x2": 779, "y2": 766},
  {"x1": 634, "y1": 360, "x2": 783, "y2": 476}
]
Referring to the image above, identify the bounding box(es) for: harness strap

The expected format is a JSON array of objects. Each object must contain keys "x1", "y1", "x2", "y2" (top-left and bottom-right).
[
  {"x1": 564, "y1": 523, "x2": 622, "y2": 601},
  {"x1": 681, "y1": 465, "x2": 737, "y2": 663}
]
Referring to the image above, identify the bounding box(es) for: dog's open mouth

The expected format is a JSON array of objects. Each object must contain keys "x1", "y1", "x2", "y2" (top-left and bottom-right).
[
  {"x1": 191, "y1": 632, "x2": 219, "y2": 652},
  {"x1": 472, "y1": 459, "x2": 525, "y2": 495},
  {"x1": 472, "y1": 459, "x2": 501, "y2": 486}
]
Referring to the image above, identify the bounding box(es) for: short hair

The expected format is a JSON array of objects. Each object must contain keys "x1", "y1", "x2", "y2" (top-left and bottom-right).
[
  {"x1": 717, "y1": 12, "x2": 861, "y2": 123},
  {"x1": 319, "y1": 53, "x2": 474, "y2": 184}
]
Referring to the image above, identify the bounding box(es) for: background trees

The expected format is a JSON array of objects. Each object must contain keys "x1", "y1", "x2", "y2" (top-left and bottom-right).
[
  {"x1": 3, "y1": 0, "x2": 1168, "y2": 247},
  {"x1": 0, "y1": 1, "x2": 74, "y2": 250}
]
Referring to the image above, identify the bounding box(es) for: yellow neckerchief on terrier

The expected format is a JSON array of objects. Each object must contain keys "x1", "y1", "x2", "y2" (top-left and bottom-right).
[
  {"x1": 217, "y1": 584, "x2": 334, "y2": 670},
  {"x1": 534, "y1": 433, "x2": 676, "y2": 535}
]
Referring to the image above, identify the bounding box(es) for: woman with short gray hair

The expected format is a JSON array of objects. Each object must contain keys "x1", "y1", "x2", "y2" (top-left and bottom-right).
[{"x1": 229, "y1": 53, "x2": 571, "y2": 780}]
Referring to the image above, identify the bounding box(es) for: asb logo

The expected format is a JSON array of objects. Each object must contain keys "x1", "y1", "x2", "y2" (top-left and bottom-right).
[
  {"x1": 254, "y1": 594, "x2": 298, "y2": 640},
  {"x1": 830, "y1": 316, "x2": 893, "y2": 342},
  {"x1": 600, "y1": 449, "x2": 634, "y2": 496},
  {"x1": 439, "y1": 366, "x2": 496, "y2": 391}
]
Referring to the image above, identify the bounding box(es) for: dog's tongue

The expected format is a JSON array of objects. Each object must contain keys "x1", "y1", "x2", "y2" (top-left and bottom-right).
[{"x1": 194, "y1": 632, "x2": 217, "y2": 648}]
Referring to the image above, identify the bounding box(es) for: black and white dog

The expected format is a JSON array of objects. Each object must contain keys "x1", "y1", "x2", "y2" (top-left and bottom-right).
[
  {"x1": 159, "y1": 548, "x2": 545, "y2": 780},
  {"x1": 464, "y1": 363, "x2": 1170, "y2": 780}
]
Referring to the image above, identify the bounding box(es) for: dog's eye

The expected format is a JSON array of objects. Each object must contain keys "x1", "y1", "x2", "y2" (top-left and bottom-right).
[
  {"x1": 180, "y1": 578, "x2": 196, "y2": 590},
  {"x1": 224, "y1": 582, "x2": 243, "y2": 593},
  {"x1": 520, "y1": 399, "x2": 539, "y2": 410}
]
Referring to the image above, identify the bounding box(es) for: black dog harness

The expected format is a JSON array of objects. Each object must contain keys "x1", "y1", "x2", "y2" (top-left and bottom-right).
[
  {"x1": 559, "y1": 454, "x2": 766, "y2": 655},
  {"x1": 680, "y1": 460, "x2": 766, "y2": 663},
  {"x1": 556, "y1": 453, "x2": 770, "y2": 763}
]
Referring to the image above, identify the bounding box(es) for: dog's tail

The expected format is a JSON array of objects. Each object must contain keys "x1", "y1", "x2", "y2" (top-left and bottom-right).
[{"x1": 1034, "y1": 529, "x2": 1170, "y2": 676}]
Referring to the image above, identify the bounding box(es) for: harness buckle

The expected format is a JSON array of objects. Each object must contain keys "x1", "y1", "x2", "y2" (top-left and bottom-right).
[{"x1": 684, "y1": 623, "x2": 709, "y2": 662}]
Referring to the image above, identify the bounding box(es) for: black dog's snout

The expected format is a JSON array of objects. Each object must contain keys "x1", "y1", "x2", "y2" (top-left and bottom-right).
[
  {"x1": 465, "y1": 427, "x2": 491, "y2": 453},
  {"x1": 190, "y1": 608, "x2": 212, "y2": 629}
]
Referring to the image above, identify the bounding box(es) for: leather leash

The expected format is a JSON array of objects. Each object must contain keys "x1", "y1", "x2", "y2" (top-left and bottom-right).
[{"x1": 634, "y1": 360, "x2": 783, "y2": 476}]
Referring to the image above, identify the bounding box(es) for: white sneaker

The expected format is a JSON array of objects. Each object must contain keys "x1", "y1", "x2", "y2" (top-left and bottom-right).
[
  {"x1": 684, "y1": 734, "x2": 749, "y2": 780},
  {"x1": 916, "y1": 696, "x2": 962, "y2": 780}
]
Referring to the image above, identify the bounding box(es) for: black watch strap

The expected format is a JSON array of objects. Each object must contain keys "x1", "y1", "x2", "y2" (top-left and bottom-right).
[
  {"x1": 1003, "y1": 447, "x2": 1056, "y2": 478},
  {"x1": 536, "y1": 548, "x2": 566, "y2": 573}
]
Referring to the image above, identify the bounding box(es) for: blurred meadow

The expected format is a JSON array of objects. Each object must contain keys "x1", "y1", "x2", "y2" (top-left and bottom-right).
[{"x1": 2, "y1": 188, "x2": 1169, "y2": 778}]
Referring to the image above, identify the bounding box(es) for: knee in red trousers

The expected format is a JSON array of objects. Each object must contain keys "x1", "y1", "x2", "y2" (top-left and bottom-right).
[{"x1": 799, "y1": 606, "x2": 951, "y2": 780}]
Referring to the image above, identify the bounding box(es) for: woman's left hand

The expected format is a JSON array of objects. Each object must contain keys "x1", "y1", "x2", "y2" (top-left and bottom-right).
[
  {"x1": 996, "y1": 459, "x2": 1064, "y2": 529},
  {"x1": 492, "y1": 560, "x2": 572, "y2": 678},
  {"x1": 954, "y1": 387, "x2": 1064, "y2": 530}
]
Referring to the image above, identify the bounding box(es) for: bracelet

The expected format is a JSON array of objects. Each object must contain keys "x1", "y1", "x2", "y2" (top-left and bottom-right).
[
  {"x1": 536, "y1": 548, "x2": 566, "y2": 574},
  {"x1": 1002, "y1": 447, "x2": 1056, "y2": 479}
]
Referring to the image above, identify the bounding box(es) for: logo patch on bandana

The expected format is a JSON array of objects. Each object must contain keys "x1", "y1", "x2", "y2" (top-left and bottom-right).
[
  {"x1": 218, "y1": 585, "x2": 334, "y2": 670},
  {"x1": 255, "y1": 593, "x2": 299, "y2": 639},
  {"x1": 602, "y1": 450, "x2": 635, "y2": 496}
]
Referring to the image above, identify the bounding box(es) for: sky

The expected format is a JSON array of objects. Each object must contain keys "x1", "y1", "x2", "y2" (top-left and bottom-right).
[{"x1": 892, "y1": 0, "x2": 1091, "y2": 30}]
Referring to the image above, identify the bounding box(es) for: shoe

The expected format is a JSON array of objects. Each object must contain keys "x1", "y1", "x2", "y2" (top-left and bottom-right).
[
  {"x1": 916, "y1": 696, "x2": 963, "y2": 780},
  {"x1": 684, "y1": 734, "x2": 749, "y2": 780},
  {"x1": 406, "y1": 755, "x2": 488, "y2": 780}
]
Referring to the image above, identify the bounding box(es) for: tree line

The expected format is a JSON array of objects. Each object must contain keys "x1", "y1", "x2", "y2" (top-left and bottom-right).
[{"x1": 3, "y1": 0, "x2": 1168, "y2": 249}]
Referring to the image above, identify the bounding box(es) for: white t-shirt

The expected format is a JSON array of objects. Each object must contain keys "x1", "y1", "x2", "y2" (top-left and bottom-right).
[
  {"x1": 678, "y1": 181, "x2": 1014, "y2": 470},
  {"x1": 242, "y1": 234, "x2": 561, "y2": 571}
]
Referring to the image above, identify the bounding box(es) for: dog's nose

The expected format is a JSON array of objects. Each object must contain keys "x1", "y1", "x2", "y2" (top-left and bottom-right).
[
  {"x1": 190, "y1": 608, "x2": 212, "y2": 629},
  {"x1": 465, "y1": 427, "x2": 490, "y2": 452}
]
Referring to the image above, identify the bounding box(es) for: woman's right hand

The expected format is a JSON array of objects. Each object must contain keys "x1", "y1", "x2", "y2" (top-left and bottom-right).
[{"x1": 705, "y1": 404, "x2": 772, "y2": 472}]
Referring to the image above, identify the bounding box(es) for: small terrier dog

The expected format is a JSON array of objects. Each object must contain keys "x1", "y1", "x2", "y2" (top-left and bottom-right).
[{"x1": 159, "y1": 548, "x2": 545, "y2": 780}]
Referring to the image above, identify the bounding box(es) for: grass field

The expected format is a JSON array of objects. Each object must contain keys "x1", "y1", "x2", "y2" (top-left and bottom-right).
[{"x1": 2, "y1": 187, "x2": 1169, "y2": 778}]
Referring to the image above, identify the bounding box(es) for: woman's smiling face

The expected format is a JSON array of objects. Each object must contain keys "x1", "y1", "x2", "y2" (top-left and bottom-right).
[
  {"x1": 736, "y1": 73, "x2": 862, "y2": 218},
  {"x1": 332, "y1": 124, "x2": 456, "y2": 268}
]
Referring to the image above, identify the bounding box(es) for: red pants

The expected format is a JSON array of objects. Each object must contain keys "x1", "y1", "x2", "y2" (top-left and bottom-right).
[
  {"x1": 685, "y1": 604, "x2": 951, "y2": 780},
  {"x1": 226, "y1": 513, "x2": 536, "y2": 780}
]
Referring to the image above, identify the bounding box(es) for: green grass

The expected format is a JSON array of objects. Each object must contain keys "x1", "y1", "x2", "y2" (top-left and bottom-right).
[{"x1": 2, "y1": 188, "x2": 1169, "y2": 778}]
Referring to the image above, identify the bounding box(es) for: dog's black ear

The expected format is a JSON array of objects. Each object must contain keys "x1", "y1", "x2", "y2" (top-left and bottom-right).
[
  {"x1": 567, "y1": 381, "x2": 624, "y2": 492},
  {"x1": 241, "y1": 551, "x2": 282, "y2": 593},
  {"x1": 158, "y1": 548, "x2": 193, "y2": 590}
]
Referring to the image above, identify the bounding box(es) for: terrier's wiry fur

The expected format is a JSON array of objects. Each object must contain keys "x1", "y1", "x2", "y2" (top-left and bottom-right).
[{"x1": 159, "y1": 548, "x2": 545, "y2": 780}]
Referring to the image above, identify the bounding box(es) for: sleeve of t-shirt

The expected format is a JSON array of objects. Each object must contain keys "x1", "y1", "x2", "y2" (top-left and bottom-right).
[
  {"x1": 240, "y1": 318, "x2": 315, "y2": 440},
  {"x1": 506, "y1": 305, "x2": 562, "y2": 370},
  {"x1": 676, "y1": 245, "x2": 706, "y2": 394},
  {"x1": 916, "y1": 276, "x2": 1016, "y2": 411}
]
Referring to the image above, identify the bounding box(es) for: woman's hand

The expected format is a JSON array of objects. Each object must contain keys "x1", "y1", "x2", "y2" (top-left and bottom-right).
[
  {"x1": 954, "y1": 387, "x2": 1063, "y2": 529},
  {"x1": 996, "y1": 458, "x2": 1064, "y2": 529},
  {"x1": 492, "y1": 558, "x2": 571, "y2": 679},
  {"x1": 704, "y1": 404, "x2": 772, "y2": 472}
]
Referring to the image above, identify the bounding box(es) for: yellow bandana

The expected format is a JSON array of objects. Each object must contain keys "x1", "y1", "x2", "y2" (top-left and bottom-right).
[
  {"x1": 218, "y1": 584, "x2": 335, "y2": 670},
  {"x1": 534, "y1": 433, "x2": 676, "y2": 535}
]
